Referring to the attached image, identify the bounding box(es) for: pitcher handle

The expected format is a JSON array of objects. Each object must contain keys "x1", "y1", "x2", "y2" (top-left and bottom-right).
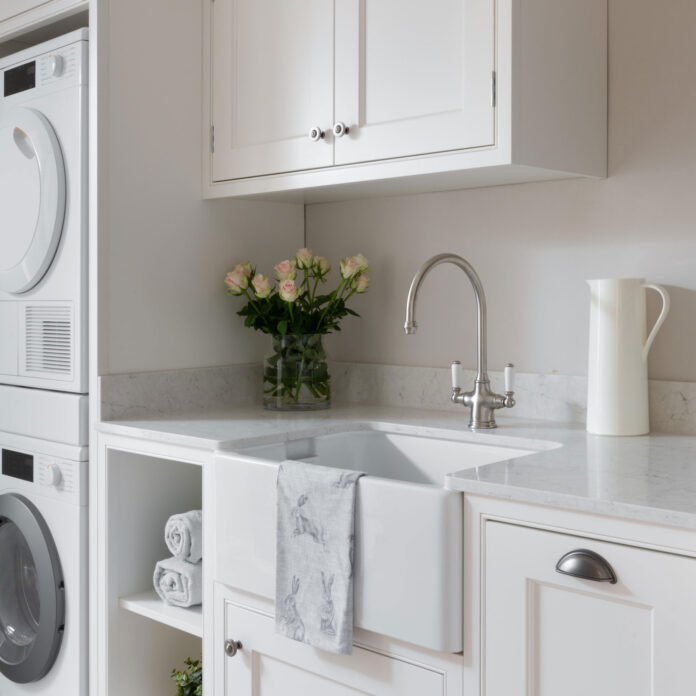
[{"x1": 642, "y1": 284, "x2": 670, "y2": 361}]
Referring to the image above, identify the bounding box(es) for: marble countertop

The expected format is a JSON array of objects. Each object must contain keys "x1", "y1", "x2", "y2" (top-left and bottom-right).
[{"x1": 98, "y1": 404, "x2": 696, "y2": 530}]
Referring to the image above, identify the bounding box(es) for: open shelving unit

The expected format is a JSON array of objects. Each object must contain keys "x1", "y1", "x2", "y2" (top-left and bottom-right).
[
  {"x1": 119, "y1": 589, "x2": 203, "y2": 638},
  {"x1": 103, "y1": 448, "x2": 204, "y2": 695}
]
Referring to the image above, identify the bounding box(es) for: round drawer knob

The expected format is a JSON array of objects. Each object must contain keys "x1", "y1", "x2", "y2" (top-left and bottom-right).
[
  {"x1": 224, "y1": 639, "x2": 242, "y2": 657},
  {"x1": 308, "y1": 126, "x2": 325, "y2": 142},
  {"x1": 333, "y1": 121, "x2": 350, "y2": 138}
]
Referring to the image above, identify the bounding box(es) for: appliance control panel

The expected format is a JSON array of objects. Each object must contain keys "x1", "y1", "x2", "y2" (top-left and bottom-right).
[
  {"x1": 1, "y1": 447, "x2": 85, "y2": 506},
  {"x1": 1, "y1": 36, "x2": 87, "y2": 101}
]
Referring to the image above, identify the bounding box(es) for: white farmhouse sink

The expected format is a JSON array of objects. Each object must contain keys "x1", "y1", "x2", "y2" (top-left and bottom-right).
[{"x1": 213, "y1": 424, "x2": 559, "y2": 652}]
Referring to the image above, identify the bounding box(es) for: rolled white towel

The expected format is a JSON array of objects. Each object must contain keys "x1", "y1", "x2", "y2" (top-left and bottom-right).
[
  {"x1": 153, "y1": 557, "x2": 202, "y2": 608},
  {"x1": 165, "y1": 510, "x2": 202, "y2": 563}
]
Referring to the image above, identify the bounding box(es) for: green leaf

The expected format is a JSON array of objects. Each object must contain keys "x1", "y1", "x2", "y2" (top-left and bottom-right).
[{"x1": 277, "y1": 320, "x2": 288, "y2": 335}]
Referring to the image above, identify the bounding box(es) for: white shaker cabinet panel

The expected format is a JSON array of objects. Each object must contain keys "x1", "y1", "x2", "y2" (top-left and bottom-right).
[
  {"x1": 334, "y1": 0, "x2": 494, "y2": 165},
  {"x1": 217, "y1": 592, "x2": 448, "y2": 696},
  {"x1": 211, "y1": 0, "x2": 334, "y2": 180},
  {"x1": 484, "y1": 521, "x2": 696, "y2": 696}
]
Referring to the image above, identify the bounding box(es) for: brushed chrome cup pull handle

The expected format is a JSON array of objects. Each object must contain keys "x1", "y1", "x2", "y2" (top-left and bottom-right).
[
  {"x1": 308, "y1": 126, "x2": 325, "y2": 142},
  {"x1": 556, "y1": 549, "x2": 617, "y2": 584},
  {"x1": 224, "y1": 639, "x2": 243, "y2": 657}
]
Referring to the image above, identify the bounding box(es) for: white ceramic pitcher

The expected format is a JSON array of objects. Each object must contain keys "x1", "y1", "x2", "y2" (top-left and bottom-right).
[{"x1": 586, "y1": 278, "x2": 670, "y2": 436}]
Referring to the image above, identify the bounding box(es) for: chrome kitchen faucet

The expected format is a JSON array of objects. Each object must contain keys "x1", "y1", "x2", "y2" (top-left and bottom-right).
[{"x1": 404, "y1": 253, "x2": 516, "y2": 429}]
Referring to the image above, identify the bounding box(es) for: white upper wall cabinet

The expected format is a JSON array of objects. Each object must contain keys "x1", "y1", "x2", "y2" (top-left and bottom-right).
[
  {"x1": 204, "y1": 0, "x2": 607, "y2": 202},
  {"x1": 333, "y1": 0, "x2": 494, "y2": 165},
  {"x1": 211, "y1": 0, "x2": 335, "y2": 180}
]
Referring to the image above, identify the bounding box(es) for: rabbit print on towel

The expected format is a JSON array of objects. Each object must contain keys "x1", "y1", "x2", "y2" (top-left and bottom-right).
[
  {"x1": 276, "y1": 460, "x2": 364, "y2": 655},
  {"x1": 279, "y1": 576, "x2": 305, "y2": 641}
]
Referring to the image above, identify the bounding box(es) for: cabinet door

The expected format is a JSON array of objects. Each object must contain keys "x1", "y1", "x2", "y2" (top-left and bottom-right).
[
  {"x1": 334, "y1": 0, "x2": 495, "y2": 165},
  {"x1": 484, "y1": 521, "x2": 696, "y2": 696},
  {"x1": 211, "y1": 0, "x2": 334, "y2": 181},
  {"x1": 0, "y1": 0, "x2": 50, "y2": 22},
  {"x1": 219, "y1": 597, "x2": 445, "y2": 696}
]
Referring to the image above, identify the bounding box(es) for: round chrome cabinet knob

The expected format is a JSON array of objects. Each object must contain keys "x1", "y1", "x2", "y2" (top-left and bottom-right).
[
  {"x1": 49, "y1": 55, "x2": 65, "y2": 77},
  {"x1": 224, "y1": 639, "x2": 242, "y2": 657},
  {"x1": 333, "y1": 121, "x2": 349, "y2": 137},
  {"x1": 308, "y1": 126, "x2": 325, "y2": 142}
]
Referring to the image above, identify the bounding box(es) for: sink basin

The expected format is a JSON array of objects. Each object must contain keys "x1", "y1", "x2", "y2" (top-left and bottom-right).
[{"x1": 212, "y1": 424, "x2": 558, "y2": 652}]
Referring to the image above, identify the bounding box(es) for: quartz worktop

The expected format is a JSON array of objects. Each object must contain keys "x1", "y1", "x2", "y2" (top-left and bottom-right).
[{"x1": 98, "y1": 404, "x2": 696, "y2": 530}]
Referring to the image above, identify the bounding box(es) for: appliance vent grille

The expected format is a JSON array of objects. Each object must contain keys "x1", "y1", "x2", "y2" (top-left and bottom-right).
[{"x1": 24, "y1": 306, "x2": 73, "y2": 375}]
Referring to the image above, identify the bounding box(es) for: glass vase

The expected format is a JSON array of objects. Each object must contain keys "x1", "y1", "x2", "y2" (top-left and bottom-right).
[{"x1": 263, "y1": 334, "x2": 331, "y2": 411}]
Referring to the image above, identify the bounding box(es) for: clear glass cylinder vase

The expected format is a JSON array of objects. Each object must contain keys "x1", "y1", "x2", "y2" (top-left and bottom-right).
[{"x1": 263, "y1": 334, "x2": 331, "y2": 411}]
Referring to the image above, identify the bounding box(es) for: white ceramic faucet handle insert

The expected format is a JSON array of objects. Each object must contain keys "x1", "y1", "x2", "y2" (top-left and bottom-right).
[
  {"x1": 641, "y1": 284, "x2": 670, "y2": 361},
  {"x1": 504, "y1": 364, "x2": 515, "y2": 393},
  {"x1": 451, "y1": 361, "x2": 463, "y2": 389}
]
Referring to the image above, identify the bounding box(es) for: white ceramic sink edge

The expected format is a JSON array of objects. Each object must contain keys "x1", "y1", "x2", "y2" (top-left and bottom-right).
[{"x1": 213, "y1": 423, "x2": 561, "y2": 652}]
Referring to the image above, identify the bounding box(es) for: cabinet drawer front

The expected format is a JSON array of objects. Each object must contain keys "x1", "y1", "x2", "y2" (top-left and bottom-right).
[
  {"x1": 211, "y1": 0, "x2": 334, "y2": 180},
  {"x1": 334, "y1": 0, "x2": 495, "y2": 165},
  {"x1": 222, "y1": 599, "x2": 445, "y2": 696},
  {"x1": 484, "y1": 521, "x2": 696, "y2": 696}
]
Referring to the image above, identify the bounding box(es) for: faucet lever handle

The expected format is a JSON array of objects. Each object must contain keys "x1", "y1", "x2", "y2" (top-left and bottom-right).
[
  {"x1": 451, "y1": 361, "x2": 463, "y2": 390},
  {"x1": 504, "y1": 363, "x2": 515, "y2": 394}
]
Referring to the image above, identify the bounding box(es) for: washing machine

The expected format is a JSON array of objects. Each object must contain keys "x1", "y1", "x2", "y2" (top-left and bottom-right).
[
  {"x1": 0, "y1": 385, "x2": 87, "y2": 695},
  {"x1": 0, "y1": 29, "x2": 88, "y2": 394}
]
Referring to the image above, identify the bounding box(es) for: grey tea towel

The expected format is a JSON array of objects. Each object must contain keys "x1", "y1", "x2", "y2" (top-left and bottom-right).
[{"x1": 276, "y1": 460, "x2": 364, "y2": 655}]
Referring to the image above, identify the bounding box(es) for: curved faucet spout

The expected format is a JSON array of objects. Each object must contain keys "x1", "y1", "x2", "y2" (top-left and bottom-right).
[{"x1": 404, "y1": 253, "x2": 488, "y2": 381}]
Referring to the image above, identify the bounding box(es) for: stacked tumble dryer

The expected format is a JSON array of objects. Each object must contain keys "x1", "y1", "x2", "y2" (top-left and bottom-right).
[{"x1": 0, "y1": 29, "x2": 89, "y2": 695}]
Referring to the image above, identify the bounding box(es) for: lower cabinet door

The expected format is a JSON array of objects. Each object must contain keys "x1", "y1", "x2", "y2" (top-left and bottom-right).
[
  {"x1": 484, "y1": 521, "x2": 696, "y2": 696},
  {"x1": 220, "y1": 599, "x2": 446, "y2": 696}
]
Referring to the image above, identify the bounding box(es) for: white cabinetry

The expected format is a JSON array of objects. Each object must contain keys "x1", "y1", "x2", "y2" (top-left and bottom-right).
[
  {"x1": 0, "y1": 0, "x2": 87, "y2": 41},
  {"x1": 333, "y1": 0, "x2": 494, "y2": 166},
  {"x1": 483, "y1": 521, "x2": 696, "y2": 696},
  {"x1": 204, "y1": 0, "x2": 606, "y2": 201},
  {"x1": 211, "y1": 0, "x2": 335, "y2": 180},
  {"x1": 214, "y1": 584, "x2": 462, "y2": 696}
]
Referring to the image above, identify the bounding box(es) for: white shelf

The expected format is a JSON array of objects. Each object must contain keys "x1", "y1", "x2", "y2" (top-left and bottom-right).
[{"x1": 119, "y1": 589, "x2": 203, "y2": 638}]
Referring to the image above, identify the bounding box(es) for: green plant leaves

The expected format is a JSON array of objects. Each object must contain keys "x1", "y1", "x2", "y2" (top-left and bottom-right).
[{"x1": 171, "y1": 657, "x2": 202, "y2": 696}]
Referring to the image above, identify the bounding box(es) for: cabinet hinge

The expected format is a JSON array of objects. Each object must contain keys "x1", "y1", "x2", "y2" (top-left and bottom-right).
[
  {"x1": 210, "y1": 124, "x2": 215, "y2": 153},
  {"x1": 491, "y1": 71, "x2": 497, "y2": 108}
]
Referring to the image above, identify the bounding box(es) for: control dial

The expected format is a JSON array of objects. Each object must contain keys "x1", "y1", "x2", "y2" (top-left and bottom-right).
[
  {"x1": 48, "y1": 55, "x2": 65, "y2": 77},
  {"x1": 44, "y1": 464, "x2": 62, "y2": 488}
]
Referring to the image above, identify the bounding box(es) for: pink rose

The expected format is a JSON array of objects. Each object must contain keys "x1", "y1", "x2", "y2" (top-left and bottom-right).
[
  {"x1": 234, "y1": 262, "x2": 253, "y2": 278},
  {"x1": 279, "y1": 279, "x2": 300, "y2": 302},
  {"x1": 252, "y1": 273, "x2": 271, "y2": 299},
  {"x1": 295, "y1": 248, "x2": 314, "y2": 269},
  {"x1": 340, "y1": 255, "x2": 365, "y2": 279},
  {"x1": 274, "y1": 259, "x2": 296, "y2": 281},
  {"x1": 353, "y1": 253, "x2": 369, "y2": 272},
  {"x1": 224, "y1": 269, "x2": 248, "y2": 295},
  {"x1": 314, "y1": 256, "x2": 331, "y2": 274},
  {"x1": 352, "y1": 273, "x2": 370, "y2": 293}
]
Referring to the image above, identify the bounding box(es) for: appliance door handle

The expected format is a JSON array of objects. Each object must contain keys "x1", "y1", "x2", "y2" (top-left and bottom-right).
[{"x1": 555, "y1": 549, "x2": 617, "y2": 584}]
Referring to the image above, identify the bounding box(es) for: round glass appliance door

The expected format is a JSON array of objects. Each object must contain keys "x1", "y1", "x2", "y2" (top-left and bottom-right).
[
  {"x1": 0, "y1": 107, "x2": 66, "y2": 295},
  {"x1": 0, "y1": 494, "x2": 64, "y2": 684}
]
